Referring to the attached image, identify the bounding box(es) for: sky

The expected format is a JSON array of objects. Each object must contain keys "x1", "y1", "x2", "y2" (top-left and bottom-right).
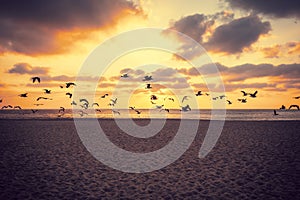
[{"x1": 0, "y1": 0, "x2": 299, "y2": 109}]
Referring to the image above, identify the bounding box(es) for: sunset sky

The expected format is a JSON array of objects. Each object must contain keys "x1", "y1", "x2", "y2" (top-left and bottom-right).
[{"x1": 0, "y1": 0, "x2": 299, "y2": 109}]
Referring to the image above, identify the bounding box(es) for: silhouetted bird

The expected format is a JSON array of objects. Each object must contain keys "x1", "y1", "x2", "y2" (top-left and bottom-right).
[
  {"x1": 160, "y1": 108, "x2": 170, "y2": 113},
  {"x1": 205, "y1": 93, "x2": 210, "y2": 96},
  {"x1": 121, "y1": 73, "x2": 129, "y2": 78},
  {"x1": 92, "y1": 103, "x2": 99, "y2": 107},
  {"x1": 181, "y1": 105, "x2": 191, "y2": 112},
  {"x1": 71, "y1": 101, "x2": 77, "y2": 106},
  {"x1": 96, "y1": 109, "x2": 101, "y2": 112},
  {"x1": 31, "y1": 77, "x2": 41, "y2": 83},
  {"x1": 110, "y1": 98, "x2": 117, "y2": 105},
  {"x1": 238, "y1": 98, "x2": 247, "y2": 103},
  {"x1": 293, "y1": 96, "x2": 300, "y2": 99},
  {"x1": 19, "y1": 93, "x2": 28, "y2": 97},
  {"x1": 151, "y1": 95, "x2": 158, "y2": 100},
  {"x1": 80, "y1": 99, "x2": 89, "y2": 105},
  {"x1": 0, "y1": 98, "x2": 2, "y2": 103},
  {"x1": 145, "y1": 84, "x2": 152, "y2": 89},
  {"x1": 156, "y1": 105, "x2": 164, "y2": 109},
  {"x1": 37, "y1": 97, "x2": 52, "y2": 101},
  {"x1": 195, "y1": 91, "x2": 203, "y2": 96},
  {"x1": 66, "y1": 82, "x2": 76, "y2": 88},
  {"x1": 249, "y1": 91, "x2": 258, "y2": 98},
  {"x1": 14, "y1": 106, "x2": 22, "y2": 109},
  {"x1": 129, "y1": 106, "x2": 135, "y2": 110},
  {"x1": 60, "y1": 85, "x2": 64, "y2": 88},
  {"x1": 212, "y1": 97, "x2": 218, "y2": 100},
  {"x1": 31, "y1": 109, "x2": 38, "y2": 113},
  {"x1": 112, "y1": 110, "x2": 120, "y2": 115},
  {"x1": 150, "y1": 101, "x2": 156, "y2": 104},
  {"x1": 182, "y1": 96, "x2": 190, "y2": 103},
  {"x1": 273, "y1": 110, "x2": 279, "y2": 115},
  {"x1": 280, "y1": 105, "x2": 286, "y2": 110},
  {"x1": 59, "y1": 107, "x2": 65, "y2": 113},
  {"x1": 227, "y1": 100, "x2": 232, "y2": 105},
  {"x1": 44, "y1": 89, "x2": 51, "y2": 94},
  {"x1": 143, "y1": 75, "x2": 153, "y2": 81},
  {"x1": 241, "y1": 91, "x2": 247, "y2": 96},
  {"x1": 100, "y1": 94, "x2": 109, "y2": 98},
  {"x1": 66, "y1": 93, "x2": 72, "y2": 98},
  {"x1": 135, "y1": 110, "x2": 141, "y2": 114},
  {"x1": 219, "y1": 95, "x2": 226, "y2": 99},
  {"x1": 34, "y1": 103, "x2": 43, "y2": 106},
  {"x1": 288, "y1": 105, "x2": 299, "y2": 110}
]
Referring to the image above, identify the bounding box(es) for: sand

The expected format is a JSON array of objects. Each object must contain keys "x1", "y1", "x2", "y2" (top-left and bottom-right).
[{"x1": 0, "y1": 119, "x2": 299, "y2": 199}]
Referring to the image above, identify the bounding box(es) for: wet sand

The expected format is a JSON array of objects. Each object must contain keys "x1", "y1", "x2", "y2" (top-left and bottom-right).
[{"x1": 0, "y1": 119, "x2": 299, "y2": 199}]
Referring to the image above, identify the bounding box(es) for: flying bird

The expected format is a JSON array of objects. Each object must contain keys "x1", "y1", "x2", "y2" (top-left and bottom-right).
[
  {"x1": 151, "y1": 95, "x2": 158, "y2": 100},
  {"x1": 164, "y1": 97, "x2": 174, "y2": 102},
  {"x1": 181, "y1": 105, "x2": 191, "y2": 112},
  {"x1": 249, "y1": 91, "x2": 258, "y2": 98},
  {"x1": 143, "y1": 75, "x2": 153, "y2": 81},
  {"x1": 219, "y1": 95, "x2": 226, "y2": 99},
  {"x1": 288, "y1": 105, "x2": 300, "y2": 110},
  {"x1": 59, "y1": 85, "x2": 64, "y2": 88},
  {"x1": 96, "y1": 109, "x2": 101, "y2": 112},
  {"x1": 212, "y1": 97, "x2": 218, "y2": 100},
  {"x1": 129, "y1": 106, "x2": 135, "y2": 110},
  {"x1": 145, "y1": 84, "x2": 152, "y2": 89},
  {"x1": 293, "y1": 96, "x2": 300, "y2": 99},
  {"x1": 31, "y1": 109, "x2": 38, "y2": 113},
  {"x1": 195, "y1": 91, "x2": 203, "y2": 96},
  {"x1": 238, "y1": 98, "x2": 247, "y2": 103},
  {"x1": 71, "y1": 101, "x2": 77, "y2": 105},
  {"x1": 37, "y1": 97, "x2": 52, "y2": 101},
  {"x1": 226, "y1": 100, "x2": 232, "y2": 105},
  {"x1": 121, "y1": 73, "x2": 129, "y2": 78},
  {"x1": 14, "y1": 106, "x2": 22, "y2": 109},
  {"x1": 34, "y1": 103, "x2": 44, "y2": 106},
  {"x1": 160, "y1": 108, "x2": 170, "y2": 113},
  {"x1": 31, "y1": 77, "x2": 41, "y2": 83},
  {"x1": 92, "y1": 103, "x2": 99, "y2": 107},
  {"x1": 80, "y1": 99, "x2": 89, "y2": 105},
  {"x1": 110, "y1": 98, "x2": 117, "y2": 105},
  {"x1": 112, "y1": 110, "x2": 120, "y2": 115},
  {"x1": 150, "y1": 101, "x2": 156, "y2": 104},
  {"x1": 135, "y1": 110, "x2": 141, "y2": 114},
  {"x1": 241, "y1": 91, "x2": 248, "y2": 96},
  {"x1": 44, "y1": 89, "x2": 51, "y2": 94},
  {"x1": 19, "y1": 93, "x2": 28, "y2": 97},
  {"x1": 0, "y1": 98, "x2": 2, "y2": 103},
  {"x1": 182, "y1": 96, "x2": 190, "y2": 103},
  {"x1": 66, "y1": 82, "x2": 76, "y2": 88},
  {"x1": 66, "y1": 93, "x2": 72, "y2": 98},
  {"x1": 156, "y1": 104, "x2": 164, "y2": 109},
  {"x1": 100, "y1": 94, "x2": 109, "y2": 98},
  {"x1": 59, "y1": 107, "x2": 65, "y2": 113}
]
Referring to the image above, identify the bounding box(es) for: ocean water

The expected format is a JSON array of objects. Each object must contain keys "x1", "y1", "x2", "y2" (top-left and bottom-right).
[{"x1": 0, "y1": 109, "x2": 299, "y2": 121}]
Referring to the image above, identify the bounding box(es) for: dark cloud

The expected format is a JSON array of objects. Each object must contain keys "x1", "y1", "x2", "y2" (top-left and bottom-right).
[
  {"x1": 225, "y1": 0, "x2": 300, "y2": 18},
  {"x1": 7, "y1": 63, "x2": 49, "y2": 75},
  {"x1": 205, "y1": 15, "x2": 271, "y2": 54},
  {"x1": 0, "y1": 0, "x2": 141, "y2": 55}
]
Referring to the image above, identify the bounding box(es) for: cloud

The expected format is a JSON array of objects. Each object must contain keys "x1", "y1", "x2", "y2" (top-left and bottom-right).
[
  {"x1": 7, "y1": 63, "x2": 49, "y2": 75},
  {"x1": 225, "y1": 0, "x2": 300, "y2": 18},
  {"x1": 0, "y1": 0, "x2": 142, "y2": 55},
  {"x1": 205, "y1": 15, "x2": 271, "y2": 54}
]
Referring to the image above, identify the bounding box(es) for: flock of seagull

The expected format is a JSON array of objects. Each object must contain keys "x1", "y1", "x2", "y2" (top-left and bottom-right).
[{"x1": 0, "y1": 74, "x2": 299, "y2": 117}]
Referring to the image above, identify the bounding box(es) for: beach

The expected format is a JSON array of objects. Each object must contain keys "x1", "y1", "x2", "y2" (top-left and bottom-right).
[{"x1": 0, "y1": 119, "x2": 299, "y2": 199}]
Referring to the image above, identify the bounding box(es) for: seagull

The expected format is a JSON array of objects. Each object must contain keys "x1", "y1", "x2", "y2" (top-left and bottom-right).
[
  {"x1": 59, "y1": 107, "x2": 65, "y2": 113},
  {"x1": 273, "y1": 110, "x2": 279, "y2": 116},
  {"x1": 80, "y1": 99, "x2": 89, "y2": 105},
  {"x1": 279, "y1": 105, "x2": 286, "y2": 110},
  {"x1": 182, "y1": 96, "x2": 190, "y2": 103},
  {"x1": 66, "y1": 82, "x2": 76, "y2": 88},
  {"x1": 1, "y1": 106, "x2": 10, "y2": 109},
  {"x1": 227, "y1": 100, "x2": 232, "y2": 105},
  {"x1": 92, "y1": 103, "x2": 99, "y2": 107},
  {"x1": 219, "y1": 95, "x2": 226, "y2": 99},
  {"x1": 145, "y1": 84, "x2": 152, "y2": 89},
  {"x1": 129, "y1": 106, "x2": 135, "y2": 110},
  {"x1": 66, "y1": 93, "x2": 72, "y2": 98},
  {"x1": 288, "y1": 105, "x2": 299, "y2": 110},
  {"x1": 59, "y1": 85, "x2": 64, "y2": 88},
  {"x1": 31, "y1": 109, "x2": 38, "y2": 113},
  {"x1": 34, "y1": 103, "x2": 44, "y2": 106},
  {"x1": 150, "y1": 101, "x2": 156, "y2": 104},
  {"x1": 96, "y1": 109, "x2": 102, "y2": 112},
  {"x1": 165, "y1": 97, "x2": 174, "y2": 102},
  {"x1": 156, "y1": 104, "x2": 164, "y2": 109},
  {"x1": 44, "y1": 89, "x2": 51, "y2": 94},
  {"x1": 135, "y1": 110, "x2": 141, "y2": 114},
  {"x1": 151, "y1": 95, "x2": 158, "y2": 100},
  {"x1": 110, "y1": 98, "x2": 117, "y2": 105},
  {"x1": 14, "y1": 106, "x2": 22, "y2": 109},
  {"x1": 238, "y1": 98, "x2": 247, "y2": 103},
  {"x1": 195, "y1": 91, "x2": 203, "y2": 96},
  {"x1": 112, "y1": 110, "x2": 120, "y2": 115},
  {"x1": 160, "y1": 108, "x2": 170, "y2": 113},
  {"x1": 143, "y1": 75, "x2": 153, "y2": 81},
  {"x1": 181, "y1": 105, "x2": 191, "y2": 112},
  {"x1": 71, "y1": 101, "x2": 77, "y2": 105},
  {"x1": 205, "y1": 93, "x2": 210, "y2": 96},
  {"x1": 121, "y1": 73, "x2": 129, "y2": 78},
  {"x1": 31, "y1": 77, "x2": 41, "y2": 83},
  {"x1": 212, "y1": 97, "x2": 218, "y2": 100},
  {"x1": 100, "y1": 94, "x2": 109, "y2": 98},
  {"x1": 37, "y1": 97, "x2": 52, "y2": 101},
  {"x1": 249, "y1": 91, "x2": 258, "y2": 98},
  {"x1": 241, "y1": 91, "x2": 248, "y2": 96},
  {"x1": 293, "y1": 96, "x2": 300, "y2": 99},
  {"x1": 19, "y1": 93, "x2": 28, "y2": 97}
]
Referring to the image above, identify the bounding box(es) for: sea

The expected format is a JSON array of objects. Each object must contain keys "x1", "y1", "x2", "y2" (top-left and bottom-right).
[{"x1": 0, "y1": 109, "x2": 299, "y2": 121}]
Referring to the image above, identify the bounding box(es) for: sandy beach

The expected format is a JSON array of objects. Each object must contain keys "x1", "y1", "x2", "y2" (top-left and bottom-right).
[{"x1": 0, "y1": 119, "x2": 299, "y2": 199}]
